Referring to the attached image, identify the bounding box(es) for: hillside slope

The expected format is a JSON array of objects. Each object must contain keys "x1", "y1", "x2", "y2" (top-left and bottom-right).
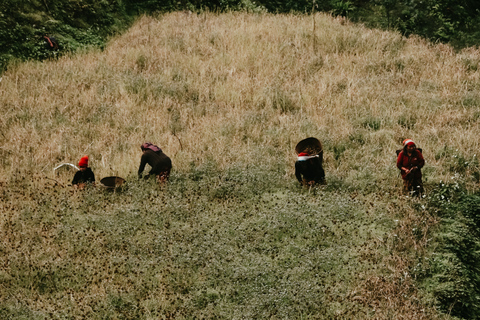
[{"x1": 1, "y1": 12, "x2": 480, "y2": 318}]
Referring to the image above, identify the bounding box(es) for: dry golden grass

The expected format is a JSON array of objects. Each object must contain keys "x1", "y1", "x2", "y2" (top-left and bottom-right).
[
  {"x1": 1, "y1": 12, "x2": 479, "y2": 188},
  {"x1": 0, "y1": 11, "x2": 478, "y2": 319}
]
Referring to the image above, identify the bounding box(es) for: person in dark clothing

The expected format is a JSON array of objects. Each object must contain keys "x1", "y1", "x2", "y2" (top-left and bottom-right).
[
  {"x1": 138, "y1": 142, "x2": 172, "y2": 183},
  {"x1": 397, "y1": 139, "x2": 425, "y2": 196},
  {"x1": 295, "y1": 151, "x2": 326, "y2": 186},
  {"x1": 43, "y1": 35, "x2": 59, "y2": 51},
  {"x1": 72, "y1": 155, "x2": 95, "y2": 188}
]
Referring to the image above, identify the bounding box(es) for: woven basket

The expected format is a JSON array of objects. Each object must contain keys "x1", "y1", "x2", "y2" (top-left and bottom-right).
[
  {"x1": 295, "y1": 137, "x2": 323, "y2": 155},
  {"x1": 100, "y1": 176, "x2": 125, "y2": 189}
]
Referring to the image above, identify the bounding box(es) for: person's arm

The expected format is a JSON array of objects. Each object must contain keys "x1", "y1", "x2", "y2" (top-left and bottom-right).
[
  {"x1": 312, "y1": 158, "x2": 325, "y2": 182},
  {"x1": 295, "y1": 161, "x2": 303, "y2": 183},
  {"x1": 416, "y1": 150, "x2": 425, "y2": 169},
  {"x1": 72, "y1": 171, "x2": 81, "y2": 185},
  {"x1": 138, "y1": 153, "x2": 148, "y2": 179},
  {"x1": 397, "y1": 152, "x2": 412, "y2": 175},
  {"x1": 88, "y1": 169, "x2": 95, "y2": 183},
  {"x1": 396, "y1": 152, "x2": 404, "y2": 171},
  {"x1": 408, "y1": 151, "x2": 425, "y2": 174}
]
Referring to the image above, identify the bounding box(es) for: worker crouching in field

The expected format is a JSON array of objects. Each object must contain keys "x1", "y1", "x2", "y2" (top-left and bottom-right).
[
  {"x1": 72, "y1": 155, "x2": 95, "y2": 189},
  {"x1": 138, "y1": 142, "x2": 172, "y2": 184},
  {"x1": 396, "y1": 139, "x2": 425, "y2": 196},
  {"x1": 43, "y1": 34, "x2": 59, "y2": 51},
  {"x1": 294, "y1": 137, "x2": 326, "y2": 186}
]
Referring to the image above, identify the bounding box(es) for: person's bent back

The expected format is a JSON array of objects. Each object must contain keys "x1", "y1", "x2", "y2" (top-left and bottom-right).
[
  {"x1": 138, "y1": 143, "x2": 172, "y2": 183},
  {"x1": 295, "y1": 152, "x2": 325, "y2": 186}
]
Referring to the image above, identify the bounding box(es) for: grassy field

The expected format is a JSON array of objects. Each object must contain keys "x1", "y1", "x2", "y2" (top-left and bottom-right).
[{"x1": 1, "y1": 11, "x2": 480, "y2": 318}]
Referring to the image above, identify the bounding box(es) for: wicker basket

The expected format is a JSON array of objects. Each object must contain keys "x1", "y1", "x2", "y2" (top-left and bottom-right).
[
  {"x1": 100, "y1": 176, "x2": 125, "y2": 190},
  {"x1": 295, "y1": 137, "x2": 323, "y2": 156}
]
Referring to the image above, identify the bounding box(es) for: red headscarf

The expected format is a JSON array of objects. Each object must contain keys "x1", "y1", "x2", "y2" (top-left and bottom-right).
[
  {"x1": 403, "y1": 139, "x2": 415, "y2": 147},
  {"x1": 141, "y1": 142, "x2": 162, "y2": 153},
  {"x1": 78, "y1": 155, "x2": 89, "y2": 167}
]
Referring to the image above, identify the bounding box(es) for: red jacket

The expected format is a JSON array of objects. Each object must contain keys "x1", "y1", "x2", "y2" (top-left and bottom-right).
[{"x1": 397, "y1": 149, "x2": 424, "y2": 180}]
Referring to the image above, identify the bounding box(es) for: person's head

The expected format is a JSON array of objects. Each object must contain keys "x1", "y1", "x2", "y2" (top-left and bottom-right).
[
  {"x1": 141, "y1": 142, "x2": 151, "y2": 152},
  {"x1": 141, "y1": 142, "x2": 162, "y2": 154},
  {"x1": 403, "y1": 139, "x2": 416, "y2": 153},
  {"x1": 78, "y1": 155, "x2": 89, "y2": 171}
]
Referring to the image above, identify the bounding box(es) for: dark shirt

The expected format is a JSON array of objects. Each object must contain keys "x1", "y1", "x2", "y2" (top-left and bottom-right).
[
  {"x1": 138, "y1": 150, "x2": 172, "y2": 178},
  {"x1": 72, "y1": 168, "x2": 95, "y2": 185},
  {"x1": 295, "y1": 156, "x2": 325, "y2": 184}
]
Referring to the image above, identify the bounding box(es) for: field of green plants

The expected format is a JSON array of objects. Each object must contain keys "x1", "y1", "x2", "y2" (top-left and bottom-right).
[{"x1": 1, "y1": 12, "x2": 480, "y2": 319}]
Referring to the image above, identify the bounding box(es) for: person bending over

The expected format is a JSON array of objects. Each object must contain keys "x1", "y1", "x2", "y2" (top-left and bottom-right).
[
  {"x1": 295, "y1": 151, "x2": 325, "y2": 186},
  {"x1": 138, "y1": 142, "x2": 172, "y2": 183}
]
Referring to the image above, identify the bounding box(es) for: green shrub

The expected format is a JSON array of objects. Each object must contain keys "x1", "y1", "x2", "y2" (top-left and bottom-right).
[
  {"x1": 398, "y1": 114, "x2": 416, "y2": 130},
  {"x1": 269, "y1": 86, "x2": 298, "y2": 114},
  {"x1": 419, "y1": 183, "x2": 480, "y2": 319},
  {"x1": 361, "y1": 116, "x2": 381, "y2": 131}
]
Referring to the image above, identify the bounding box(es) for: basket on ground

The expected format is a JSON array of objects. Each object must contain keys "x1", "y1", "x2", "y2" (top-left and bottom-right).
[{"x1": 100, "y1": 176, "x2": 125, "y2": 190}]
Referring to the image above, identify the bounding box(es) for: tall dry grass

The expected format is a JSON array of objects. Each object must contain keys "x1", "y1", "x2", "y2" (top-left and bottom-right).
[
  {"x1": 0, "y1": 11, "x2": 479, "y2": 319},
  {"x1": 1, "y1": 12, "x2": 479, "y2": 187}
]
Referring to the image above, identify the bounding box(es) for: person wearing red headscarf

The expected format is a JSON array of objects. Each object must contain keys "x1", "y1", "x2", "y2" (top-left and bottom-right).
[
  {"x1": 397, "y1": 139, "x2": 424, "y2": 195},
  {"x1": 295, "y1": 151, "x2": 325, "y2": 186},
  {"x1": 72, "y1": 155, "x2": 95, "y2": 188},
  {"x1": 138, "y1": 143, "x2": 172, "y2": 183}
]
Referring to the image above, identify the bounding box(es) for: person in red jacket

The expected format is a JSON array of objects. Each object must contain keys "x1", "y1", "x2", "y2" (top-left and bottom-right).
[{"x1": 397, "y1": 139, "x2": 425, "y2": 196}]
